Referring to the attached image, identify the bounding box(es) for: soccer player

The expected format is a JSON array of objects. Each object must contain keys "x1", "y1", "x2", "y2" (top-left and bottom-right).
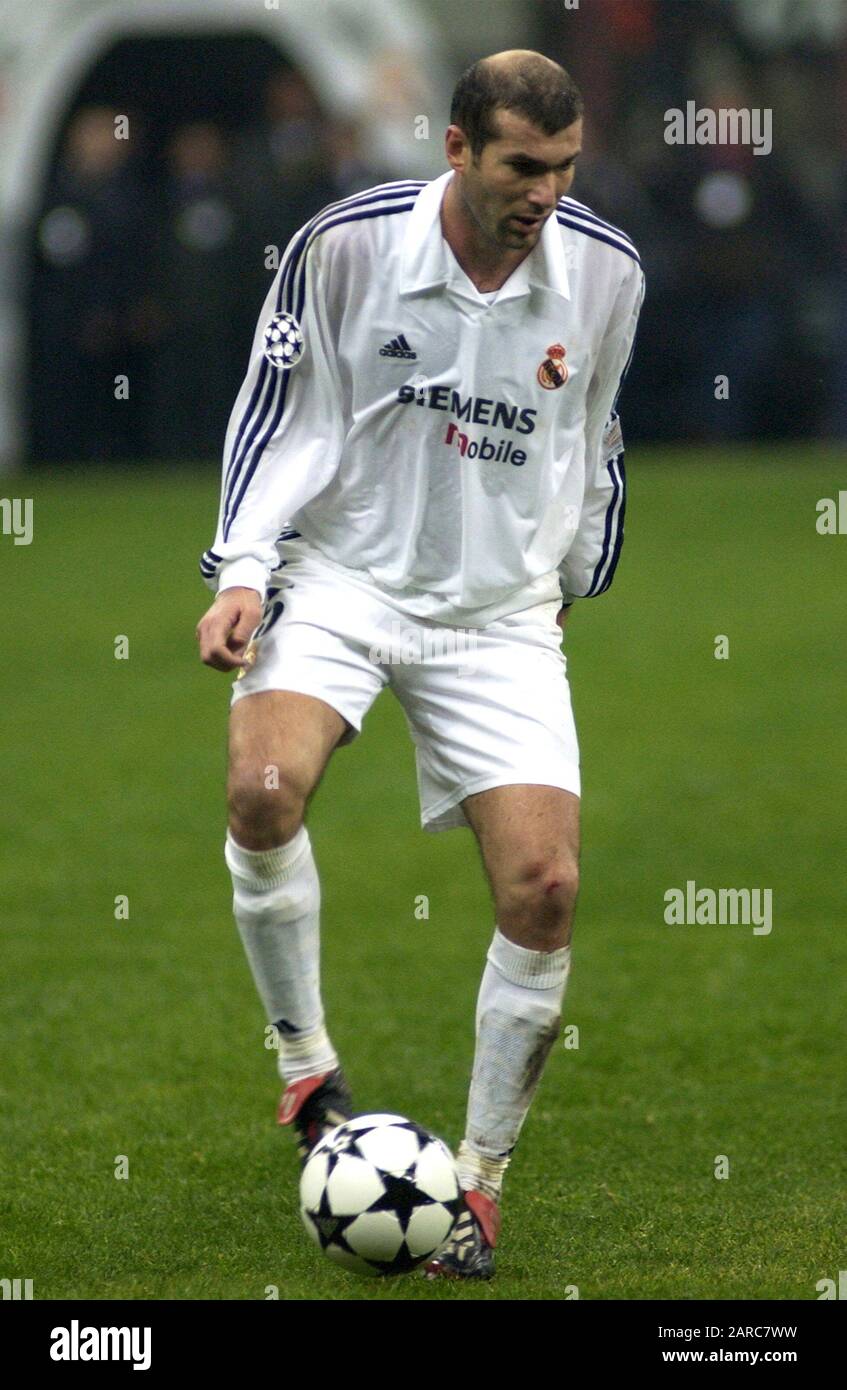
[{"x1": 196, "y1": 50, "x2": 643, "y2": 1279}]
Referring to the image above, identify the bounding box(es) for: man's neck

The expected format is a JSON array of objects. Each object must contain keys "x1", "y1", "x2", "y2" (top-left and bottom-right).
[{"x1": 440, "y1": 173, "x2": 531, "y2": 294}]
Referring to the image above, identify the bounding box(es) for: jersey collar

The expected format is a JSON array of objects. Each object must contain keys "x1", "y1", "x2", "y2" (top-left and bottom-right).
[{"x1": 399, "y1": 170, "x2": 570, "y2": 304}]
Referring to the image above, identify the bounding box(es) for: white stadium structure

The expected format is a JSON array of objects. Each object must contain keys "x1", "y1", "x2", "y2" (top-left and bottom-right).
[{"x1": 0, "y1": 0, "x2": 453, "y2": 471}]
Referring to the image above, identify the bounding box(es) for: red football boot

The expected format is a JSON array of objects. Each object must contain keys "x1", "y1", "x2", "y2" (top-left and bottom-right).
[
  {"x1": 423, "y1": 1189, "x2": 500, "y2": 1279},
  {"x1": 277, "y1": 1068, "x2": 354, "y2": 1167}
]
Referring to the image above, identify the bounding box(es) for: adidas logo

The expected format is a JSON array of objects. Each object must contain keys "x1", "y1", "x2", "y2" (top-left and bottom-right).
[{"x1": 379, "y1": 333, "x2": 417, "y2": 360}]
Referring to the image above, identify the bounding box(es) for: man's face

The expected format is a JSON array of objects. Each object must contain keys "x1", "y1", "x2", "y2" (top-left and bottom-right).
[{"x1": 450, "y1": 109, "x2": 582, "y2": 251}]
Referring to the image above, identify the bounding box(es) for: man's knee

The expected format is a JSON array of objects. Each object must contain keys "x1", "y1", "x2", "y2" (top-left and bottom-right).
[
  {"x1": 226, "y1": 691, "x2": 343, "y2": 850},
  {"x1": 496, "y1": 856, "x2": 579, "y2": 943},
  {"x1": 227, "y1": 763, "x2": 307, "y2": 849}
]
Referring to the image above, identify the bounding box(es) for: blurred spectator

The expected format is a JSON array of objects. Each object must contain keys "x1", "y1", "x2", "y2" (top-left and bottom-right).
[
  {"x1": 233, "y1": 70, "x2": 385, "y2": 342},
  {"x1": 233, "y1": 69, "x2": 339, "y2": 337},
  {"x1": 323, "y1": 117, "x2": 387, "y2": 200},
  {"x1": 29, "y1": 105, "x2": 152, "y2": 460},
  {"x1": 25, "y1": 16, "x2": 846, "y2": 458},
  {"x1": 829, "y1": 169, "x2": 847, "y2": 438},
  {"x1": 533, "y1": 0, "x2": 844, "y2": 442},
  {"x1": 143, "y1": 122, "x2": 241, "y2": 458}
]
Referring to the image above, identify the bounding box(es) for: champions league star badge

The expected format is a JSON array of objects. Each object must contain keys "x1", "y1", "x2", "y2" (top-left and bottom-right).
[
  {"x1": 263, "y1": 311, "x2": 305, "y2": 369},
  {"x1": 537, "y1": 342, "x2": 568, "y2": 389}
]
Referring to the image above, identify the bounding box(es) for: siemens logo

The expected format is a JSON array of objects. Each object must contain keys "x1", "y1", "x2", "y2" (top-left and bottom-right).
[{"x1": 397, "y1": 385, "x2": 537, "y2": 435}]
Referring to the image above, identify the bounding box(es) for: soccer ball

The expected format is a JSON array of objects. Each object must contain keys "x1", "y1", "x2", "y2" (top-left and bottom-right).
[
  {"x1": 299, "y1": 1113, "x2": 462, "y2": 1276},
  {"x1": 262, "y1": 311, "x2": 304, "y2": 370}
]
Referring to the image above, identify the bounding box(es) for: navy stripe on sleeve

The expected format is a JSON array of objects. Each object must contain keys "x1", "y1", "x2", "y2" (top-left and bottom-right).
[
  {"x1": 221, "y1": 185, "x2": 423, "y2": 542},
  {"x1": 587, "y1": 453, "x2": 626, "y2": 596},
  {"x1": 556, "y1": 215, "x2": 641, "y2": 266},
  {"x1": 558, "y1": 198, "x2": 637, "y2": 250},
  {"x1": 223, "y1": 195, "x2": 419, "y2": 540}
]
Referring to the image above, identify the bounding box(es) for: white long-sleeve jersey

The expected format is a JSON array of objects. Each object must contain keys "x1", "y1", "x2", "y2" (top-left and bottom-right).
[{"x1": 200, "y1": 172, "x2": 644, "y2": 626}]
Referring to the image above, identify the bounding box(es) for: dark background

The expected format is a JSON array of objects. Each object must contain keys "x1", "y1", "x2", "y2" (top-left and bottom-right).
[{"x1": 23, "y1": 0, "x2": 847, "y2": 462}]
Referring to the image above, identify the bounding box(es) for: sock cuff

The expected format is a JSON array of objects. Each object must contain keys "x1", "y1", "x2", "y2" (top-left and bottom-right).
[
  {"x1": 276, "y1": 1023, "x2": 339, "y2": 1085},
  {"x1": 487, "y1": 927, "x2": 571, "y2": 990},
  {"x1": 225, "y1": 825, "x2": 312, "y2": 887},
  {"x1": 455, "y1": 1138, "x2": 510, "y2": 1202}
]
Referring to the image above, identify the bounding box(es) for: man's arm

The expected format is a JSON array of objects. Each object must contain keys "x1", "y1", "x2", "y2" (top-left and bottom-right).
[
  {"x1": 557, "y1": 258, "x2": 645, "y2": 612},
  {"x1": 196, "y1": 229, "x2": 346, "y2": 669}
]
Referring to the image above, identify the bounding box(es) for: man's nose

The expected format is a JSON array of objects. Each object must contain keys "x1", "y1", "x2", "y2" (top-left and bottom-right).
[{"x1": 527, "y1": 173, "x2": 559, "y2": 210}]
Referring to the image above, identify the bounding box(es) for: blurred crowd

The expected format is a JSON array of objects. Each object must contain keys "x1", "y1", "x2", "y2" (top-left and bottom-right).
[
  {"x1": 27, "y1": 0, "x2": 847, "y2": 459},
  {"x1": 28, "y1": 70, "x2": 386, "y2": 462},
  {"x1": 531, "y1": 0, "x2": 847, "y2": 443}
]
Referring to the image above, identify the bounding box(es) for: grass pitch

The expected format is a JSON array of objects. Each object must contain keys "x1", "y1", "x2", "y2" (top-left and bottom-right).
[{"x1": 1, "y1": 446, "x2": 844, "y2": 1300}]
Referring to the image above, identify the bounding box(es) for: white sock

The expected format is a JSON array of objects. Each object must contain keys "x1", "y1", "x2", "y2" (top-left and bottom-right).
[
  {"x1": 460, "y1": 927, "x2": 572, "y2": 1200},
  {"x1": 225, "y1": 827, "x2": 339, "y2": 1084}
]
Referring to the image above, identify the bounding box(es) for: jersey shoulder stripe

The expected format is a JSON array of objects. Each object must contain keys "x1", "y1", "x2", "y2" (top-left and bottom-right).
[
  {"x1": 222, "y1": 191, "x2": 421, "y2": 542},
  {"x1": 556, "y1": 211, "x2": 641, "y2": 266},
  {"x1": 283, "y1": 197, "x2": 421, "y2": 319},
  {"x1": 276, "y1": 181, "x2": 427, "y2": 283},
  {"x1": 224, "y1": 191, "x2": 420, "y2": 536},
  {"x1": 223, "y1": 186, "x2": 423, "y2": 533},
  {"x1": 558, "y1": 196, "x2": 637, "y2": 249},
  {"x1": 298, "y1": 178, "x2": 427, "y2": 224}
]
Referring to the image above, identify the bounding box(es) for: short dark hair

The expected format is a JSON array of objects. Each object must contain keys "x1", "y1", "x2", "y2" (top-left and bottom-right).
[{"x1": 450, "y1": 54, "x2": 584, "y2": 159}]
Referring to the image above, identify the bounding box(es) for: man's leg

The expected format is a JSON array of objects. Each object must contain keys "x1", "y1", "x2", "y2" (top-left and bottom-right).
[
  {"x1": 457, "y1": 783, "x2": 579, "y2": 1200},
  {"x1": 226, "y1": 690, "x2": 350, "y2": 1121}
]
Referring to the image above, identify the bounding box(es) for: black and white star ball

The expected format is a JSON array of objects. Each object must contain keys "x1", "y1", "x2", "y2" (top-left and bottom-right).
[
  {"x1": 299, "y1": 1113, "x2": 462, "y2": 1277},
  {"x1": 262, "y1": 311, "x2": 305, "y2": 370}
]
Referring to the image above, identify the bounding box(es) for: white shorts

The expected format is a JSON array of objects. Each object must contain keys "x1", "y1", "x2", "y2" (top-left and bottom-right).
[{"x1": 230, "y1": 547, "x2": 580, "y2": 832}]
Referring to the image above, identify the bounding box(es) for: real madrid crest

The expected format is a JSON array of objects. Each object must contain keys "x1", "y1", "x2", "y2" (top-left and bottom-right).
[{"x1": 537, "y1": 342, "x2": 568, "y2": 390}]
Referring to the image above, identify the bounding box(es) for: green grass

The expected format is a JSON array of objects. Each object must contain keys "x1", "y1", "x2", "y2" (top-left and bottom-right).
[{"x1": 1, "y1": 445, "x2": 844, "y2": 1299}]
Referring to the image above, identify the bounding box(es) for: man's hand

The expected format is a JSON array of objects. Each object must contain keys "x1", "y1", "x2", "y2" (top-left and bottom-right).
[
  {"x1": 556, "y1": 605, "x2": 571, "y2": 631},
  {"x1": 196, "y1": 587, "x2": 263, "y2": 672}
]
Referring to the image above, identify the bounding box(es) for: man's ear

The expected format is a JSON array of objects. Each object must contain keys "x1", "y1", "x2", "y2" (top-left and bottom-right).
[{"x1": 445, "y1": 124, "x2": 471, "y2": 174}]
